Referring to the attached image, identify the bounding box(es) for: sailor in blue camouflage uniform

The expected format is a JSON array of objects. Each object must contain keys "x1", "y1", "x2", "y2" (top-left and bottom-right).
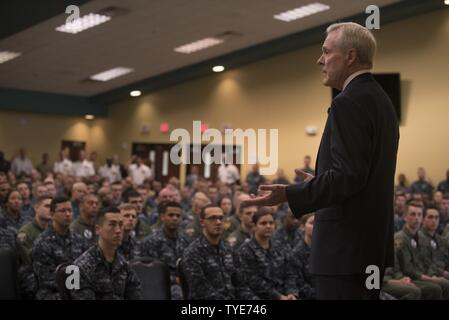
[
  {"x1": 0, "y1": 189, "x2": 31, "y2": 234},
  {"x1": 291, "y1": 213, "x2": 316, "y2": 299},
  {"x1": 181, "y1": 205, "x2": 257, "y2": 300},
  {"x1": 272, "y1": 209, "x2": 303, "y2": 250},
  {"x1": 236, "y1": 209, "x2": 298, "y2": 300},
  {"x1": 69, "y1": 193, "x2": 99, "y2": 246},
  {"x1": 71, "y1": 207, "x2": 141, "y2": 300},
  {"x1": 118, "y1": 203, "x2": 141, "y2": 261},
  {"x1": 140, "y1": 201, "x2": 190, "y2": 299},
  {"x1": 0, "y1": 221, "x2": 15, "y2": 249},
  {"x1": 31, "y1": 197, "x2": 90, "y2": 300}
]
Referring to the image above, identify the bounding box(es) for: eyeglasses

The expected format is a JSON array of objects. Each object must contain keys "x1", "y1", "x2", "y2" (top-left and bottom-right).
[{"x1": 204, "y1": 215, "x2": 224, "y2": 222}]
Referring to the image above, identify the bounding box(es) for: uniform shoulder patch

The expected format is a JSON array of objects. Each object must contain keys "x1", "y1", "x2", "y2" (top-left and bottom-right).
[
  {"x1": 185, "y1": 228, "x2": 194, "y2": 237},
  {"x1": 83, "y1": 229, "x2": 93, "y2": 239},
  {"x1": 227, "y1": 236, "x2": 237, "y2": 247},
  {"x1": 394, "y1": 237, "x2": 403, "y2": 250},
  {"x1": 17, "y1": 232, "x2": 27, "y2": 243}
]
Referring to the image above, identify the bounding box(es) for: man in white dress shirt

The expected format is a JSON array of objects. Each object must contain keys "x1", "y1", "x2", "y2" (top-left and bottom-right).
[
  {"x1": 53, "y1": 149, "x2": 73, "y2": 176},
  {"x1": 73, "y1": 150, "x2": 95, "y2": 178},
  {"x1": 128, "y1": 156, "x2": 152, "y2": 186},
  {"x1": 99, "y1": 158, "x2": 122, "y2": 183}
]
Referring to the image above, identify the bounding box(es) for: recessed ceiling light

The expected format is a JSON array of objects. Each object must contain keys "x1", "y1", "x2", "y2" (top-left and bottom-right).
[
  {"x1": 56, "y1": 13, "x2": 111, "y2": 34},
  {"x1": 0, "y1": 51, "x2": 21, "y2": 64},
  {"x1": 89, "y1": 67, "x2": 133, "y2": 82},
  {"x1": 174, "y1": 37, "x2": 224, "y2": 54},
  {"x1": 212, "y1": 65, "x2": 225, "y2": 72},
  {"x1": 130, "y1": 90, "x2": 141, "y2": 97},
  {"x1": 85, "y1": 114, "x2": 95, "y2": 120},
  {"x1": 445, "y1": 0, "x2": 449, "y2": 5},
  {"x1": 274, "y1": 2, "x2": 330, "y2": 22}
]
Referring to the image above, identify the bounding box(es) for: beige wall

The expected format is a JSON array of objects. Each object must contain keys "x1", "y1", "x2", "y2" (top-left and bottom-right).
[
  {"x1": 0, "y1": 111, "x2": 110, "y2": 166},
  {"x1": 1, "y1": 9, "x2": 448, "y2": 185}
]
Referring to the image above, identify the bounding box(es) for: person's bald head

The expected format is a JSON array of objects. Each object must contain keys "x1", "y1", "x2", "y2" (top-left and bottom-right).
[
  {"x1": 71, "y1": 182, "x2": 87, "y2": 202},
  {"x1": 192, "y1": 192, "x2": 211, "y2": 214},
  {"x1": 157, "y1": 187, "x2": 179, "y2": 204}
]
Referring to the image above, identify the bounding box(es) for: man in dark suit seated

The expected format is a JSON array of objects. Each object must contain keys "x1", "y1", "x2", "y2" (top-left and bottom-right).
[{"x1": 244, "y1": 22, "x2": 399, "y2": 299}]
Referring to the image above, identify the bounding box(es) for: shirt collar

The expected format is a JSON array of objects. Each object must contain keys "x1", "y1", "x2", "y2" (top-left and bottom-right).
[{"x1": 342, "y1": 69, "x2": 371, "y2": 91}]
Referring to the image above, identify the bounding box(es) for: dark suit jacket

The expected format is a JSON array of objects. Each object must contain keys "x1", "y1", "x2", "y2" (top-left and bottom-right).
[{"x1": 286, "y1": 73, "x2": 399, "y2": 275}]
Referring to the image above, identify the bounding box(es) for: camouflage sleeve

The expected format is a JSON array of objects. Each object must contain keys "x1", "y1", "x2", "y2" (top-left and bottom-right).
[
  {"x1": 283, "y1": 251, "x2": 299, "y2": 297},
  {"x1": 231, "y1": 255, "x2": 259, "y2": 300},
  {"x1": 419, "y1": 238, "x2": 439, "y2": 276},
  {"x1": 16, "y1": 232, "x2": 32, "y2": 265},
  {"x1": 124, "y1": 267, "x2": 142, "y2": 300},
  {"x1": 70, "y1": 266, "x2": 96, "y2": 300},
  {"x1": 237, "y1": 247, "x2": 282, "y2": 300},
  {"x1": 17, "y1": 264, "x2": 38, "y2": 299},
  {"x1": 0, "y1": 227, "x2": 16, "y2": 250},
  {"x1": 443, "y1": 240, "x2": 449, "y2": 269},
  {"x1": 31, "y1": 241, "x2": 60, "y2": 300},
  {"x1": 140, "y1": 235, "x2": 157, "y2": 259},
  {"x1": 394, "y1": 236, "x2": 422, "y2": 280},
  {"x1": 182, "y1": 250, "x2": 226, "y2": 300},
  {"x1": 290, "y1": 249, "x2": 314, "y2": 299},
  {"x1": 383, "y1": 267, "x2": 393, "y2": 283}
]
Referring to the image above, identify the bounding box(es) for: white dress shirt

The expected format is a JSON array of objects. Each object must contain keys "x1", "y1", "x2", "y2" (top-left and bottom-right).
[{"x1": 342, "y1": 69, "x2": 371, "y2": 91}]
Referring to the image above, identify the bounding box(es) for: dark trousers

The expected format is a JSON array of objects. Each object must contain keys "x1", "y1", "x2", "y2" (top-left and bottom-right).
[{"x1": 315, "y1": 272, "x2": 384, "y2": 300}]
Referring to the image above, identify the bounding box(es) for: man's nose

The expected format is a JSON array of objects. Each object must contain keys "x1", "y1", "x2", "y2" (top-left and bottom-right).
[{"x1": 317, "y1": 55, "x2": 324, "y2": 65}]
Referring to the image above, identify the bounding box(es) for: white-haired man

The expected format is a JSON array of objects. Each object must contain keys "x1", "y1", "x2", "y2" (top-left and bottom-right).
[{"x1": 244, "y1": 22, "x2": 399, "y2": 300}]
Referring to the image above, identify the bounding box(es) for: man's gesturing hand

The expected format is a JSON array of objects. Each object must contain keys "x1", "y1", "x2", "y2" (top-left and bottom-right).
[
  {"x1": 295, "y1": 168, "x2": 314, "y2": 182},
  {"x1": 242, "y1": 184, "x2": 287, "y2": 207}
]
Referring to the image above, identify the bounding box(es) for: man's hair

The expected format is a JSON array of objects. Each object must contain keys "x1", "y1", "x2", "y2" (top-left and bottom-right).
[
  {"x1": 33, "y1": 195, "x2": 53, "y2": 208},
  {"x1": 5, "y1": 189, "x2": 19, "y2": 202},
  {"x1": 95, "y1": 206, "x2": 120, "y2": 225},
  {"x1": 123, "y1": 189, "x2": 141, "y2": 203},
  {"x1": 16, "y1": 181, "x2": 29, "y2": 189},
  {"x1": 81, "y1": 193, "x2": 98, "y2": 204},
  {"x1": 406, "y1": 200, "x2": 424, "y2": 214},
  {"x1": 50, "y1": 196, "x2": 70, "y2": 212},
  {"x1": 300, "y1": 212, "x2": 315, "y2": 225},
  {"x1": 239, "y1": 201, "x2": 256, "y2": 214},
  {"x1": 252, "y1": 208, "x2": 274, "y2": 225},
  {"x1": 219, "y1": 196, "x2": 233, "y2": 207},
  {"x1": 119, "y1": 203, "x2": 137, "y2": 212},
  {"x1": 423, "y1": 205, "x2": 440, "y2": 218},
  {"x1": 326, "y1": 22, "x2": 376, "y2": 67},
  {"x1": 111, "y1": 181, "x2": 122, "y2": 187},
  {"x1": 158, "y1": 201, "x2": 182, "y2": 215},
  {"x1": 200, "y1": 204, "x2": 220, "y2": 219}
]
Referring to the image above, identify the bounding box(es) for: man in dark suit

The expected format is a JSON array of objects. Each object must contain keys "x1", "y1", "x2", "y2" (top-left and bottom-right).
[{"x1": 244, "y1": 22, "x2": 399, "y2": 299}]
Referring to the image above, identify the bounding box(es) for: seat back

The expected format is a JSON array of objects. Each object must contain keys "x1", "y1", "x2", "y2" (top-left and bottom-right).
[
  {"x1": 0, "y1": 247, "x2": 19, "y2": 299},
  {"x1": 131, "y1": 258, "x2": 171, "y2": 300},
  {"x1": 176, "y1": 258, "x2": 189, "y2": 300}
]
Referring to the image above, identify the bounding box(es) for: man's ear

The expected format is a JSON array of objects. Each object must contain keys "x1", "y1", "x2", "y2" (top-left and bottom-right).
[
  {"x1": 199, "y1": 218, "x2": 205, "y2": 228},
  {"x1": 346, "y1": 48, "x2": 358, "y2": 66},
  {"x1": 95, "y1": 224, "x2": 101, "y2": 236}
]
